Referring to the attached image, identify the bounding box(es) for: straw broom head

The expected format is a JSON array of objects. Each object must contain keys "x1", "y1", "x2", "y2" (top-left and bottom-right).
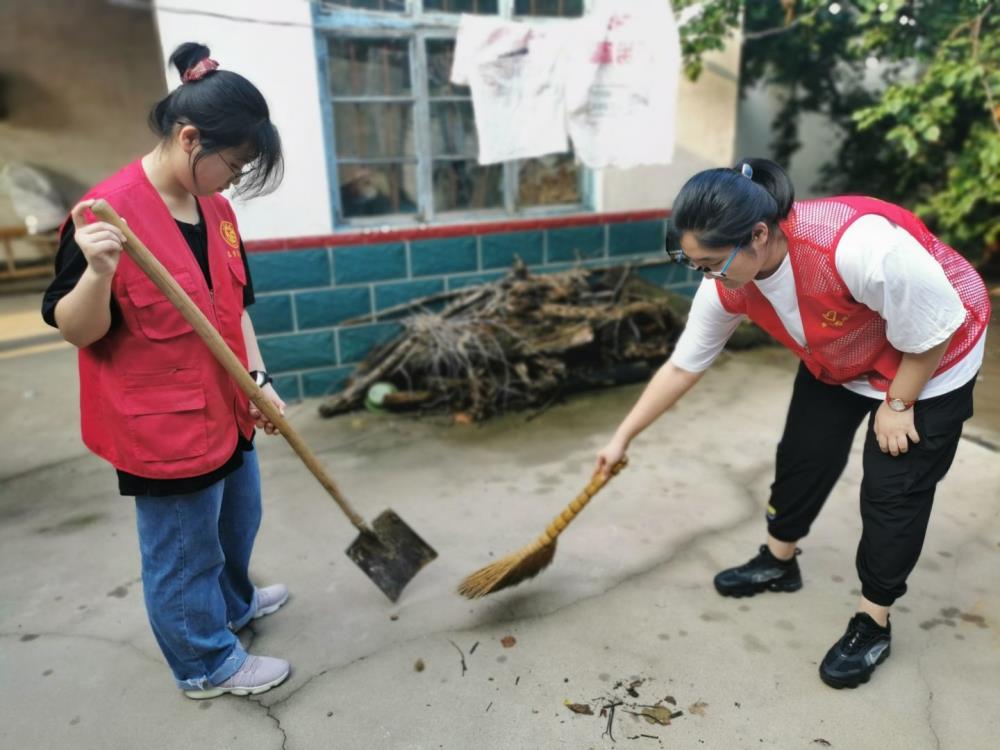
[
  {"x1": 456, "y1": 537, "x2": 559, "y2": 599},
  {"x1": 456, "y1": 458, "x2": 627, "y2": 599}
]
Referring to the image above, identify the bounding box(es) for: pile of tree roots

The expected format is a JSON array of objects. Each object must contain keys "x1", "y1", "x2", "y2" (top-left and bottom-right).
[{"x1": 318, "y1": 261, "x2": 700, "y2": 422}]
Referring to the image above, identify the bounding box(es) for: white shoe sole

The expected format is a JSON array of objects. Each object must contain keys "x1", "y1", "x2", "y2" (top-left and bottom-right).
[
  {"x1": 184, "y1": 667, "x2": 290, "y2": 700},
  {"x1": 253, "y1": 591, "x2": 289, "y2": 619}
]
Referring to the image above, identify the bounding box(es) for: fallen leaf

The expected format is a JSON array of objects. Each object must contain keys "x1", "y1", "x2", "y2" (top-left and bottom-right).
[
  {"x1": 663, "y1": 695, "x2": 677, "y2": 706},
  {"x1": 414, "y1": 659, "x2": 425, "y2": 672},
  {"x1": 501, "y1": 635, "x2": 517, "y2": 648},
  {"x1": 638, "y1": 706, "x2": 673, "y2": 725},
  {"x1": 688, "y1": 701, "x2": 709, "y2": 716},
  {"x1": 564, "y1": 701, "x2": 594, "y2": 715}
]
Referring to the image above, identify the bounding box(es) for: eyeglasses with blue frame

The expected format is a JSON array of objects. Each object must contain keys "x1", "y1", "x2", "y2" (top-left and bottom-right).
[{"x1": 665, "y1": 231, "x2": 741, "y2": 279}]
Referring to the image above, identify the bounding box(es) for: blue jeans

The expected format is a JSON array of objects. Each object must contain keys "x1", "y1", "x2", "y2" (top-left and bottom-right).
[{"x1": 134, "y1": 447, "x2": 262, "y2": 690}]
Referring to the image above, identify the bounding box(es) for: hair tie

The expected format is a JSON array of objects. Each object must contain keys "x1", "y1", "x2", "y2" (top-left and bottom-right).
[
  {"x1": 182, "y1": 57, "x2": 220, "y2": 83},
  {"x1": 740, "y1": 163, "x2": 754, "y2": 179}
]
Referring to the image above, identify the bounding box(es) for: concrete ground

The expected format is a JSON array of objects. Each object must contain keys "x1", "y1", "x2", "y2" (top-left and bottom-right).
[{"x1": 2, "y1": 292, "x2": 999, "y2": 750}]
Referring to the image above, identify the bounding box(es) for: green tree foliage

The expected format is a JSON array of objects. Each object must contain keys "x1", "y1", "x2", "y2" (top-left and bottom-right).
[{"x1": 674, "y1": 0, "x2": 1000, "y2": 260}]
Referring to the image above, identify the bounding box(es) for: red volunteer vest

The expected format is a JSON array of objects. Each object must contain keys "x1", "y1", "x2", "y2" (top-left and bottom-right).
[
  {"x1": 715, "y1": 196, "x2": 990, "y2": 389},
  {"x1": 72, "y1": 160, "x2": 255, "y2": 478}
]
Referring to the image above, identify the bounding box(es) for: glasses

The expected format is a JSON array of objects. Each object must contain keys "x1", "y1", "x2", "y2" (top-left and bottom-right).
[
  {"x1": 218, "y1": 153, "x2": 250, "y2": 183},
  {"x1": 666, "y1": 243, "x2": 741, "y2": 279}
]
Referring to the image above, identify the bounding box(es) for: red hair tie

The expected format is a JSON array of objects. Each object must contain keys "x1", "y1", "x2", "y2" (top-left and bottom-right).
[{"x1": 182, "y1": 57, "x2": 220, "y2": 83}]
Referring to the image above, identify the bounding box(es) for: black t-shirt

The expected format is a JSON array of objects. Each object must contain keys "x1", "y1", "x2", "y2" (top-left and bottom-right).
[{"x1": 42, "y1": 213, "x2": 257, "y2": 497}]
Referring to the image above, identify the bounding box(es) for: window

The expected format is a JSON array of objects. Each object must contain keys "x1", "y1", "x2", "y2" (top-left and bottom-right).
[{"x1": 317, "y1": 1, "x2": 588, "y2": 226}]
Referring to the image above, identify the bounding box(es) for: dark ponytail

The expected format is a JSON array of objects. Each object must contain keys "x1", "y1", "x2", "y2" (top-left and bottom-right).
[
  {"x1": 148, "y1": 42, "x2": 283, "y2": 198},
  {"x1": 671, "y1": 158, "x2": 795, "y2": 248}
]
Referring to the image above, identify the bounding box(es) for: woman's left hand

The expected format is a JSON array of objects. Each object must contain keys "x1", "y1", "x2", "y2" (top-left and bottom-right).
[
  {"x1": 250, "y1": 383, "x2": 286, "y2": 436},
  {"x1": 873, "y1": 402, "x2": 920, "y2": 456}
]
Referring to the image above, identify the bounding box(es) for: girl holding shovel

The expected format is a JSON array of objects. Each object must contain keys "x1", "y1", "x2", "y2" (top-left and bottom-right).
[
  {"x1": 42, "y1": 43, "x2": 291, "y2": 699},
  {"x1": 596, "y1": 158, "x2": 989, "y2": 689}
]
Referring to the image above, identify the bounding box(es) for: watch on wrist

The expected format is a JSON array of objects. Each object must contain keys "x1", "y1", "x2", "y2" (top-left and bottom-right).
[
  {"x1": 885, "y1": 393, "x2": 915, "y2": 412},
  {"x1": 250, "y1": 369, "x2": 273, "y2": 388}
]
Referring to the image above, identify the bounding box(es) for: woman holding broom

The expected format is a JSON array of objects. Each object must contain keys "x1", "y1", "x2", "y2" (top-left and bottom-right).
[
  {"x1": 41, "y1": 43, "x2": 291, "y2": 699},
  {"x1": 595, "y1": 158, "x2": 990, "y2": 689}
]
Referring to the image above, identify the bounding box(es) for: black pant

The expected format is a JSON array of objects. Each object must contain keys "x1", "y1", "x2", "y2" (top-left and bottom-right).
[{"x1": 767, "y1": 363, "x2": 975, "y2": 607}]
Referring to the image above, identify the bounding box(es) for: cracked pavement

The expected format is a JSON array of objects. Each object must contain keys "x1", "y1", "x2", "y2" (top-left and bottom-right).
[{"x1": 2, "y1": 342, "x2": 999, "y2": 749}]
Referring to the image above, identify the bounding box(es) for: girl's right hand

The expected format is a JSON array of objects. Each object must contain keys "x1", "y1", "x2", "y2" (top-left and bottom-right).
[
  {"x1": 595, "y1": 437, "x2": 628, "y2": 479},
  {"x1": 71, "y1": 200, "x2": 126, "y2": 278}
]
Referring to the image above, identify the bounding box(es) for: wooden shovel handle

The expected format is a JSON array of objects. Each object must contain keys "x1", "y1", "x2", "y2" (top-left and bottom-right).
[
  {"x1": 539, "y1": 457, "x2": 628, "y2": 545},
  {"x1": 91, "y1": 199, "x2": 370, "y2": 533}
]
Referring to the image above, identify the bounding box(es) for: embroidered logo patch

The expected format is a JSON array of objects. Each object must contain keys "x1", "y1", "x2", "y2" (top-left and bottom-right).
[
  {"x1": 821, "y1": 310, "x2": 848, "y2": 328},
  {"x1": 220, "y1": 220, "x2": 239, "y2": 249}
]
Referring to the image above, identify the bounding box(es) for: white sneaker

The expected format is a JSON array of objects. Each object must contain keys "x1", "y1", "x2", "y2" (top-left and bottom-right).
[
  {"x1": 184, "y1": 655, "x2": 290, "y2": 700},
  {"x1": 253, "y1": 584, "x2": 289, "y2": 619}
]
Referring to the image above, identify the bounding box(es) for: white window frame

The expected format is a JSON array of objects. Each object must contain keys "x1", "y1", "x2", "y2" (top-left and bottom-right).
[{"x1": 314, "y1": 0, "x2": 592, "y2": 228}]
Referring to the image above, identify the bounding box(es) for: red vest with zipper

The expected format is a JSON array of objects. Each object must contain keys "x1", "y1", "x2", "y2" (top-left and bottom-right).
[
  {"x1": 72, "y1": 160, "x2": 255, "y2": 479},
  {"x1": 715, "y1": 196, "x2": 990, "y2": 390}
]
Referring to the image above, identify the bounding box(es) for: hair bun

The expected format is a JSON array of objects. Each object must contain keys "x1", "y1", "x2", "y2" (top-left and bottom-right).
[{"x1": 169, "y1": 42, "x2": 212, "y2": 79}]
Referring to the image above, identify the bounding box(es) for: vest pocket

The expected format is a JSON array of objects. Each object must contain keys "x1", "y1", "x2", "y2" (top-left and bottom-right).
[
  {"x1": 125, "y1": 270, "x2": 199, "y2": 341},
  {"x1": 123, "y1": 381, "x2": 208, "y2": 462},
  {"x1": 227, "y1": 256, "x2": 247, "y2": 286}
]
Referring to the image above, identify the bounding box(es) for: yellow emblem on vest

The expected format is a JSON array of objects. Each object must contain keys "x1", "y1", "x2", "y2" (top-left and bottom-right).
[
  {"x1": 821, "y1": 310, "x2": 848, "y2": 328},
  {"x1": 220, "y1": 220, "x2": 239, "y2": 249}
]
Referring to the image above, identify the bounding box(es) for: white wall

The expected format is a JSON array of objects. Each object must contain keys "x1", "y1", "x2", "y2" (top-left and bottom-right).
[{"x1": 154, "y1": 0, "x2": 333, "y2": 240}]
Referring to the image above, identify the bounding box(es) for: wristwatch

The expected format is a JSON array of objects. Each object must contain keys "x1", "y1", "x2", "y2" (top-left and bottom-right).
[
  {"x1": 885, "y1": 393, "x2": 915, "y2": 412},
  {"x1": 250, "y1": 369, "x2": 273, "y2": 388}
]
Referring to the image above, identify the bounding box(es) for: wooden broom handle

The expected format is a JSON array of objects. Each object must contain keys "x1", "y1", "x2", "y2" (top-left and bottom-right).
[
  {"x1": 538, "y1": 457, "x2": 628, "y2": 545},
  {"x1": 90, "y1": 200, "x2": 371, "y2": 534}
]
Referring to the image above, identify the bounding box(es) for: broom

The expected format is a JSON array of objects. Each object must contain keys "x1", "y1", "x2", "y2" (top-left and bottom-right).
[{"x1": 457, "y1": 457, "x2": 628, "y2": 598}]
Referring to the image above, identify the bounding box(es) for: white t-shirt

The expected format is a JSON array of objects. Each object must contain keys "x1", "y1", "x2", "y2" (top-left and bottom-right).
[{"x1": 669, "y1": 214, "x2": 984, "y2": 399}]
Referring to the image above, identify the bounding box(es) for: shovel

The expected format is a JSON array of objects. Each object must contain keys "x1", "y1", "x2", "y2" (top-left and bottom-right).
[{"x1": 91, "y1": 199, "x2": 437, "y2": 602}]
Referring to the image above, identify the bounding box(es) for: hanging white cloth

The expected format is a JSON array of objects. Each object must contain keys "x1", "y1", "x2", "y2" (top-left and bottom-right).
[
  {"x1": 564, "y1": 0, "x2": 681, "y2": 168},
  {"x1": 450, "y1": 1, "x2": 681, "y2": 169},
  {"x1": 450, "y1": 14, "x2": 571, "y2": 165}
]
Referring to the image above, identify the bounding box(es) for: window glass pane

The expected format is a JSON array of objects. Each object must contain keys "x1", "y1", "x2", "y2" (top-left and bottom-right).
[
  {"x1": 333, "y1": 102, "x2": 414, "y2": 159},
  {"x1": 424, "y1": 1, "x2": 500, "y2": 13},
  {"x1": 328, "y1": 38, "x2": 411, "y2": 97},
  {"x1": 430, "y1": 102, "x2": 477, "y2": 157},
  {"x1": 518, "y1": 153, "x2": 581, "y2": 206},
  {"x1": 340, "y1": 164, "x2": 418, "y2": 218},
  {"x1": 426, "y1": 39, "x2": 469, "y2": 97},
  {"x1": 433, "y1": 161, "x2": 503, "y2": 212},
  {"x1": 514, "y1": 0, "x2": 584, "y2": 16},
  {"x1": 330, "y1": 0, "x2": 406, "y2": 12}
]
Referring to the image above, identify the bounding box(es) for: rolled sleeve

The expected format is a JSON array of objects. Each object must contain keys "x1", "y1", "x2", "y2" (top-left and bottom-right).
[
  {"x1": 668, "y1": 277, "x2": 744, "y2": 372},
  {"x1": 836, "y1": 215, "x2": 966, "y2": 354}
]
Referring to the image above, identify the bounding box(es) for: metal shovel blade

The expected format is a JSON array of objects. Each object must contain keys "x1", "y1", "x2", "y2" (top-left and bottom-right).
[{"x1": 345, "y1": 509, "x2": 438, "y2": 602}]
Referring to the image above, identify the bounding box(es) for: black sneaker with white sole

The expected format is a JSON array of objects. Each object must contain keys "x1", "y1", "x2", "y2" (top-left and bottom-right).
[
  {"x1": 713, "y1": 544, "x2": 802, "y2": 598},
  {"x1": 819, "y1": 612, "x2": 891, "y2": 689}
]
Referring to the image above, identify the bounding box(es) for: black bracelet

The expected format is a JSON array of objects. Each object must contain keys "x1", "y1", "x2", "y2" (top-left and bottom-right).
[{"x1": 250, "y1": 370, "x2": 273, "y2": 388}]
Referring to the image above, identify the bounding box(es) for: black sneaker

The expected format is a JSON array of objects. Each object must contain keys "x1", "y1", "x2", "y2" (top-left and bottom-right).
[
  {"x1": 819, "y1": 612, "x2": 891, "y2": 689},
  {"x1": 713, "y1": 544, "x2": 802, "y2": 597}
]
